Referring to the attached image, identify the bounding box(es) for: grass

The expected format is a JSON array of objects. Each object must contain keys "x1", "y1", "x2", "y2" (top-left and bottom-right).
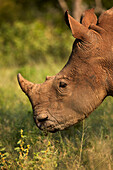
[{"x1": 0, "y1": 63, "x2": 113, "y2": 169}]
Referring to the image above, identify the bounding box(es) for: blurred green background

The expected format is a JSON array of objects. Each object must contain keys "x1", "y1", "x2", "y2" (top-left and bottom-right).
[{"x1": 0, "y1": 0, "x2": 113, "y2": 169}]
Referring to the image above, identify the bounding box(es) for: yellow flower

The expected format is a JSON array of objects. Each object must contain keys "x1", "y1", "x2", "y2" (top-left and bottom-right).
[
  {"x1": 2, "y1": 157, "x2": 5, "y2": 163},
  {"x1": 21, "y1": 147, "x2": 24, "y2": 151},
  {"x1": 27, "y1": 145, "x2": 30, "y2": 148},
  {"x1": 48, "y1": 141, "x2": 51, "y2": 146},
  {"x1": 25, "y1": 156, "x2": 28, "y2": 160},
  {"x1": 19, "y1": 152, "x2": 22, "y2": 157},
  {"x1": 20, "y1": 129, "x2": 23, "y2": 134}
]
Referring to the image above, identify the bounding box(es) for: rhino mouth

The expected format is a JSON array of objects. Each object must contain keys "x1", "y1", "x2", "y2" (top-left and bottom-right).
[
  {"x1": 36, "y1": 120, "x2": 59, "y2": 133},
  {"x1": 34, "y1": 110, "x2": 62, "y2": 132},
  {"x1": 35, "y1": 118, "x2": 61, "y2": 133}
]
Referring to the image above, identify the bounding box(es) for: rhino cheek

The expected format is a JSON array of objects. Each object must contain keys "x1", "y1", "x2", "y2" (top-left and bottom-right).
[{"x1": 51, "y1": 108, "x2": 85, "y2": 130}]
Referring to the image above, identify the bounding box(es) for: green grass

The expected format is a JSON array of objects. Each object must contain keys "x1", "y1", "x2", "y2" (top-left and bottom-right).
[{"x1": 0, "y1": 63, "x2": 113, "y2": 169}]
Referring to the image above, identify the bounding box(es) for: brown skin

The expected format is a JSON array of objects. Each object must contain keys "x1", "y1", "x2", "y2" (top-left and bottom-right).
[{"x1": 17, "y1": 8, "x2": 113, "y2": 132}]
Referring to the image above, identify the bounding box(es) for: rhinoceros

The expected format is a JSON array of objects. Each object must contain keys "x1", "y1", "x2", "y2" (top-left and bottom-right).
[{"x1": 17, "y1": 8, "x2": 113, "y2": 132}]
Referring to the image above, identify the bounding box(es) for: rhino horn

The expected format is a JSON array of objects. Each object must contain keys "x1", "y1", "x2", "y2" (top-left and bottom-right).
[
  {"x1": 17, "y1": 73, "x2": 35, "y2": 96},
  {"x1": 65, "y1": 10, "x2": 90, "y2": 41}
]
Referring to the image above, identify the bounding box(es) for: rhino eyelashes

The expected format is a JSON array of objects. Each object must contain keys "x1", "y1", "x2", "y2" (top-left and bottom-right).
[{"x1": 59, "y1": 81, "x2": 67, "y2": 88}]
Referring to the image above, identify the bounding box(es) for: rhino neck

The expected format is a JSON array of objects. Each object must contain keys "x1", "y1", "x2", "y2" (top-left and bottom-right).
[{"x1": 103, "y1": 67, "x2": 113, "y2": 96}]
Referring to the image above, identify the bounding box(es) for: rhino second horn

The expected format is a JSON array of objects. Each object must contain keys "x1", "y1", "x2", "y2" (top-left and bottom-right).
[{"x1": 17, "y1": 73, "x2": 35, "y2": 95}]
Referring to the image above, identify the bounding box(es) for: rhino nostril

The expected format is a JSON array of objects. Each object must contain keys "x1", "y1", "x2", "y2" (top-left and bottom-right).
[{"x1": 37, "y1": 113, "x2": 48, "y2": 122}]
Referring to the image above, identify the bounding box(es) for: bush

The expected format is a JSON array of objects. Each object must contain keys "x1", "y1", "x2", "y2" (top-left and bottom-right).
[{"x1": 0, "y1": 20, "x2": 73, "y2": 67}]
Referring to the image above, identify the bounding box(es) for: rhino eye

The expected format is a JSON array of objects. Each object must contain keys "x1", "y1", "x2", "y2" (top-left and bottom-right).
[{"x1": 59, "y1": 81, "x2": 67, "y2": 88}]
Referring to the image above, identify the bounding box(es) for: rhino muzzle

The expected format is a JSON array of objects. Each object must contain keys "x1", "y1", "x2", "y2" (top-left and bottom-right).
[
  {"x1": 17, "y1": 73, "x2": 66, "y2": 132},
  {"x1": 37, "y1": 113, "x2": 48, "y2": 121}
]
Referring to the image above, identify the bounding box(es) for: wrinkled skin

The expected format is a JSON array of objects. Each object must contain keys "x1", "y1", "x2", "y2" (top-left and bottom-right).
[{"x1": 17, "y1": 8, "x2": 113, "y2": 132}]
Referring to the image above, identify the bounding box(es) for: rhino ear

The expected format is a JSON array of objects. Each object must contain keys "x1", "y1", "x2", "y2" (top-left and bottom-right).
[
  {"x1": 97, "y1": 7, "x2": 113, "y2": 33},
  {"x1": 80, "y1": 8, "x2": 97, "y2": 28},
  {"x1": 65, "y1": 11, "x2": 90, "y2": 41}
]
